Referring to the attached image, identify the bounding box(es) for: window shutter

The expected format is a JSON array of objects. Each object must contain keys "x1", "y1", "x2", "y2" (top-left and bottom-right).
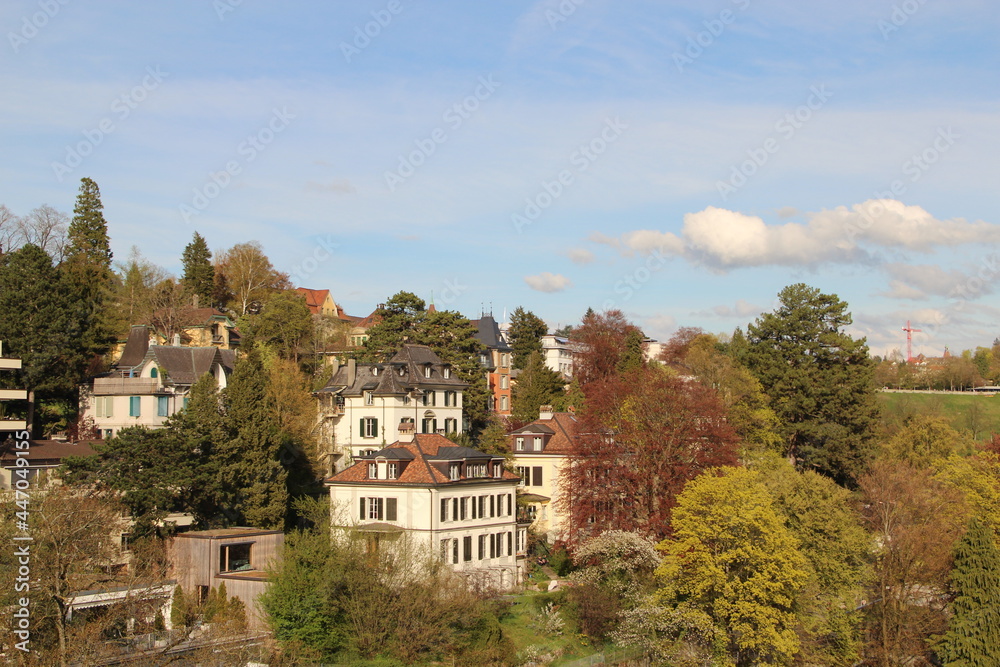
[
  {"x1": 376, "y1": 498, "x2": 384, "y2": 521},
  {"x1": 452, "y1": 498, "x2": 459, "y2": 520},
  {"x1": 478, "y1": 535, "x2": 484, "y2": 560},
  {"x1": 386, "y1": 498, "x2": 397, "y2": 522},
  {"x1": 506, "y1": 494, "x2": 512, "y2": 516},
  {"x1": 507, "y1": 532, "x2": 512, "y2": 556},
  {"x1": 440, "y1": 498, "x2": 447, "y2": 522},
  {"x1": 359, "y1": 418, "x2": 364, "y2": 436},
  {"x1": 533, "y1": 467, "x2": 543, "y2": 487},
  {"x1": 373, "y1": 418, "x2": 378, "y2": 436},
  {"x1": 490, "y1": 534, "x2": 496, "y2": 558},
  {"x1": 460, "y1": 497, "x2": 467, "y2": 520},
  {"x1": 360, "y1": 497, "x2": 366, "y2": 520},
  {"x1": 490, "y1": 495, "x2": 495, "y2": 517}
]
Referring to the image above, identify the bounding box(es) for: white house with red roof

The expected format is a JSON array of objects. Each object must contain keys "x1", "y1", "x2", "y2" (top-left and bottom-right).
[
  {"x1": 508, "y1": 408, "x2": 579, "y2": 542},
  {"x1": 325, "y1": 432, "x2": 525, "y2": 589}
]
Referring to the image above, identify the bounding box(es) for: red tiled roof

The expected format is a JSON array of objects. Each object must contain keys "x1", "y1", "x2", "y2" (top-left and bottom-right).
[
  {"x1": 295, "y1": 288, "x2": 330, "y2": 315},
  {"x1": 0, "y1": 439, "x2": 99, "y2": 464},
  {"x1": 326, "y1": 433, "x2": 520, "y2": 486},
  {"x1": 509, "y1": 412, "x2": 579, "y2": 455}
]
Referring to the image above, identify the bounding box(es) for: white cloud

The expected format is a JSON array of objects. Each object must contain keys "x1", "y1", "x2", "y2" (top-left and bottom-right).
[
  {"x1": 524, "y1": 272, "x2": 573, "y2": 292},
  {"x1": 567, "y1": 247, "x2": 595, "y2": 264},
  {"x1": 879, "y1": 279, "x2": 928, "y2": 300},
  {"x1": 594, "y1": 200, "x2": 1000, "y2": 272}
]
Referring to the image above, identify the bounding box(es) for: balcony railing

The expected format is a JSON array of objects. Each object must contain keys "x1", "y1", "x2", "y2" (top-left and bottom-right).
[{"x1": 92, "y1": 378, "x2": 162, "y2": 395}]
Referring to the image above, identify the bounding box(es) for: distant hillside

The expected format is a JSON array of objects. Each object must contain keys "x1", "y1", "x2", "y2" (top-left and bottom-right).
[{"x1": 878, "y1": 391, "x2": 1000, "y2": 440}]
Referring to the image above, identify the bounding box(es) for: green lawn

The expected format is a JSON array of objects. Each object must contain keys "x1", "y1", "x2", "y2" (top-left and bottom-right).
[{"x1": 878, "y1": 391, "x2": 1000, "y2": 440}]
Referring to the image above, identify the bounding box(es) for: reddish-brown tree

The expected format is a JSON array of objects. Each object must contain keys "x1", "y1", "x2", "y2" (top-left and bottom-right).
[
  {"x1": 572, "y1": 309, "x2": 645, "y2": 388},
  {"x1": 561, "y1": 366, "x2": 740, "y2": 544}
]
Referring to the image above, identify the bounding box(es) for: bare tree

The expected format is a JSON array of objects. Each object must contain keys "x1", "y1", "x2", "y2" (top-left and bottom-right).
[
  {"x1": 215, "y1": 241, "x2": 290, "y2": 316},
  {"x1": 0, "y1": 204, "x2": 19, "y2": 253},
  {"x1": 17, "y1": 205, "x2": 69, "y2": 263}
]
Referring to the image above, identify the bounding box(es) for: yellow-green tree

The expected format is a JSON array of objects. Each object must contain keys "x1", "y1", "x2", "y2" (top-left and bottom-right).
[
  {"x1": 653, "y1": 467, "x2": 809, "y2": 666},
  {"x1": 883, "y1": 415, "x2": 976, "y2": 468}
]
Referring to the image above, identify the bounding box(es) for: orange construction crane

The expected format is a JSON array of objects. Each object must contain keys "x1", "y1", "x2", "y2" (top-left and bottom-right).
[{"x1": 902, "y1": 320, "x2": 922, "y2": 363}]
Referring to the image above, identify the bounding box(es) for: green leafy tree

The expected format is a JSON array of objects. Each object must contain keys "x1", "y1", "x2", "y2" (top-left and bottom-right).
[
  {"x1": 0, "y1": 244, "x2": 82, "y2": 435},
  {"x1": 883, "y1": 415, "x2": 976, "y2": 468},
  {"x1": 654, "y1": 467, "x2": 810, "y2": 666},
  {"x1": 220, "y1": 348, "x2": 288, "y2": 528},
  {"x1": 215, "y1": 241, "x2": 290, "y2": 315},
  {"x1": 507, "y1": 306, "x2": 547, "y2": 369},
  {"x1": 113, "y1": 246, "x2": 169, "y2": 333},
  {"x1": 359, "y1": 291, "x2": 427, "y2": 361},
  {"x1": 511, "y1": 350, "x2": 565, "y2": 422},
  {"x1": 180, "y1": 231, "x2": 215, "y2": 305},
  {"x1": 740, "y1": 283, "x2": 879, "y2": 485},
  {"x1": 751, "y1": 452, "x2": 869, "y2": 664},
  {"x1": 936, "y1": 516, "x2": 1000, "y2": 665},
  {"x1": 239, "y1": 290, "x2": 313, "y2": 361}
]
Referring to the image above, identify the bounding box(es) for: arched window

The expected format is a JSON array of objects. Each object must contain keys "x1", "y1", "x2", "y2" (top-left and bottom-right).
[{"x1": 150, "y1": 367, "x2": 158, "y2": 378}]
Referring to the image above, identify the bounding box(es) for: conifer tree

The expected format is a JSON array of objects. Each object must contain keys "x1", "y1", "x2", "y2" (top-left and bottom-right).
[
  {"x1": 511, "y1": 350, "x2": 565, "y2": 422},
  {"x1": 63, "y1": 177, "x2": 116, "y2": 361},
  {"x1": 936, "y1": 516, "x2": 1000, "y2": 665},
  {"x1": 221, "y1": 348, "x2": 288, "y2": 529},
  {"x1": 180, "y1": 231, "x2": 215, "y2": 305},
  {"x1": 0, "y1": 244, "x2": 80, "y2": 435},
  {"x1": 507, "y1": 306, "x2": 547, "y2": 369}
]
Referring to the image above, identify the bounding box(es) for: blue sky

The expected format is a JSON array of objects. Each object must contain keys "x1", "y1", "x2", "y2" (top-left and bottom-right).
[{"x1": 2, "y1": 0, "x2": 998, "y2": 356}]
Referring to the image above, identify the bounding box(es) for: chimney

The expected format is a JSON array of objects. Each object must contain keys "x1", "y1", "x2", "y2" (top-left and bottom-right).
[
  {"x1": 192, "y1": 294, "x2": 200, "y2": 308},
  {"x1": 397, "y1": 421, "x2": 415, "y2": 442},
  {"x1": 172, "y1": 333, "x2": 181, "y2": 347},
  {"x1": 347, "y1": 358, "x2": 356, "y2": 387},
  {"x1": 539, "y1": 405, "x2": 554, "y2": 420}
]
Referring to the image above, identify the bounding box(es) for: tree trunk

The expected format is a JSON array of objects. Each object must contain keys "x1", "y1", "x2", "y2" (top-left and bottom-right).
[{"x1": 26, "y1": 389, "x2": 35, "y2": 439}]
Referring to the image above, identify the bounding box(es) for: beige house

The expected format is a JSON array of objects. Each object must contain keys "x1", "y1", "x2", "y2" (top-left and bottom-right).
[
  {"x1": 326, "y1": 432, "x2": 525, "y2": 589},
  {"x1": 171, "y1": 528, "x2": 284, "y2": 629},
  {"x1": 295, "y1": 287, "x2": 339, "y2": 317},
  {"x1": 82, "y1": 326, "x2": 235, "y2": 439},
  {"x1": 509, "y1": 409, "x2": 579, "y2": 542},
  {"x1": 0, "y1": 439, "x2": 98, "y2": 491}
]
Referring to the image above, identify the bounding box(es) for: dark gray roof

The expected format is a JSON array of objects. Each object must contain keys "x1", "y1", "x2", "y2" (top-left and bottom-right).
[
  {"x1": 323, "y1": 345, "x2": 468, "y2": 396},
  {"x1": 472, "y1": 315, "x2": 511, "y2": 351},
  {"x1": 427, "y1": 446, "x2": 495, "y2": 461},
  {"x1": 141, "y1": 346, "x2": 234, "y2": 386},
  {"x1": 357, "y1": 447, "x2": 416, "y2": 461},
  {"x1": 117, "y1": 326, "x2": 151, "y2": 368}
]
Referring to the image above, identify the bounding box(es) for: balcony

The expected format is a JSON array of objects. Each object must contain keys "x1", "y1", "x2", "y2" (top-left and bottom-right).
[{"x1": 92, "y1": 378, "x2": 162, "y2": 395}]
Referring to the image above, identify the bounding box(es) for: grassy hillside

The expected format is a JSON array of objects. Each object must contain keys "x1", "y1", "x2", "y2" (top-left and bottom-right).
[{"x1": 878, "y1": 391, "x2": 1000, "y2": 440}]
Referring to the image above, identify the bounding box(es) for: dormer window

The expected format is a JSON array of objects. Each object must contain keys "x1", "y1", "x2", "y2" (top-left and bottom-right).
[
  {"x1": 493, "y1": 461, "x2": 503, "y2": 478},
  {"x1": 443, "y1": 366, "x2": 451, "y2": 379},
  {"x1": 387, "y1": 462, "x2": 398, "y2": 479},
  {"x1": 150, "y1": 367, "x2": 158, "y2": 379},
  {"x1": 365, "y1": 391, "x2": 374, "y2": 406},
  {"x1": 449, "y1": 463, "x2": 460, "y2": 481},
  {"x1": 372, "y1": 367, "x2": 379, "y2": 376},
  {"x1": 533, "y1": 437, "x2": 543, "y2": 451},
  {"x1": 469, "y1": 463, "x2": 487, "y2": 478},
  {"x1": 424, "y1": 365, "x2": 432, "y2": 378},
  {"x1": 368, "y1": 463, "x2": 377, "y2": 479},
  {"x1": 515, "y1": 437, "x2": 524, "y2": 451}
]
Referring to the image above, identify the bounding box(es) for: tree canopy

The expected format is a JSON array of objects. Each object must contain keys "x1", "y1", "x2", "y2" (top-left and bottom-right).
[
  {"x1": 507, "y1": 306, "x2": 547, "y2": 369},
  {"x1": 740, "y1": 283, "x2": 879, "y2": 485},
  {"x1": 180, "y1": 231, "x2": 215, "y2": 305}
]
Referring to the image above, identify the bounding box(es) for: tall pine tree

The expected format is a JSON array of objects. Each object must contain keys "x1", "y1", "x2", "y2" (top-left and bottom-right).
[
  {"x1": 507, "y1": 306, "x2": 547, "y2": 370},
  {"x1": 221, "y1": 348, "x2": 288, "y2": 529},
  {"x1": 180, "y1": 231, "x2": 215, "y2": 306},
  {"x1": 63, "y1": 177, "x2": 116, "y2": 363},
  {"x1": 936, "y1": 516, "x2": 1000, "y2": 665},
  {"x1": 511, "y1": 350, "x2": 565, "y2": 422}
]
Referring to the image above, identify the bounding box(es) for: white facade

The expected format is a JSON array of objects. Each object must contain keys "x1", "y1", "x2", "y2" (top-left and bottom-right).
[
  {"x1": 326, "y1": 434, "x2": 526, "y2": 589},
  {"x1": 541, "y1": 335, "x2": 575, "y2": 378}
]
